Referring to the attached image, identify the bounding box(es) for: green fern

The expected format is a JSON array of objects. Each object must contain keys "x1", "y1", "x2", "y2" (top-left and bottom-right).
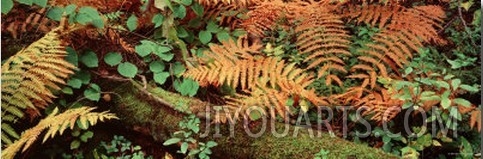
[
  {"x1": 1, "y1": 107, "x2": 118, "y2": 159},
  {"x1": 1, "y1": 27, "x2": 77, "y2": 145}
]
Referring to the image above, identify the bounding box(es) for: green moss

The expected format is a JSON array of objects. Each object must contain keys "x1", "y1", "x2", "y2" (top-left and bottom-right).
[
  {"x1": 110, "y1": 81, "x2": 397, "y2": 159},
  {"x1": 204, "y1": 121, "x2": 396, "y2": 159}
]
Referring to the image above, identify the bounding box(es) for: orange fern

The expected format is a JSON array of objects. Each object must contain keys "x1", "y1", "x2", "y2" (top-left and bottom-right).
[
  {"x1": 295, "y1": 8, "x2": 351, "y2": 86},
  {"x1": 197, "y1": 0, "x2": 261, "y2": 7},
  {"x1": 356, "y1": 89, "x2": 403, "y2": 123},
  {"x1": 240, "y1": 1, "x2": 288, "y2": 37},
  {"x1": 2, "y1": 7, "x2": 56, "y2": 39},
  {"x1": 470, "y1": 109, "x2": 481, "y2": 132},
  {"x1": 184, "y1": 37, "x2": 326, "y2": 119},
  {"x1": 343, "y1": 4, "x2": 446, "y2": 91},
  {"x1": 201, "y1": 2, "x2": 248, "y2": 29}
]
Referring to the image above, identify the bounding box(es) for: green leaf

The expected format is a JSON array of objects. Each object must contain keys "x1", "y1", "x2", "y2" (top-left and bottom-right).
[
  {"x1": 64, "y1": 4, "x2": 77, "y2": 15},
  {"x1": 127, "y1": 14, "x2": 138, "y2": 31},
  {"x1": 154, "y1": 0, "x2": 173, "y2": 11},
  {"x1": 447, "y1": 59, "x2": 462, "y2": 69},
  {"x1": 149, "y1": 61, "x2": 165, "y2": 73},
  {"x1": 71, "y1": 129, "x2": 81, "y2": 137},
  {"x1": 402, "y1": 102, "x2": 413, "y2": 109},
  {"x1": 154, "y1": 52, "x2": 174, "y2": 62},
  {"x1": 472, "y1": 9, "x2": 481, "y2": 26},
  {"x1": 459, "y1": 84, "x2": 479, "y2": 93},
  {"x1": 163, "y1": 138, "x2": 181, "y2": 145},
  {"x1": 420, "y1": 95, "x2": 440, "y2": 102},
  {"x1": 89, "y1": 16, "x2": 104, "y2": 29},
  {"x1": 104, "y1": 52, "x2": 123, "y2": 66},
  {"x1": 154, "y1": 72, "x2": 170, "y2": 85},
  {"x1": 449, "y1": 107, "x2": 462, "y2": 121},
  {"x1": 451, "y1": 79, "x2": 461, "y2": 91},
  {"x1": 33, "y1": 0, "x2": 48, "y2": 7},
  {"x1": 420, "y1": 91, "x2": 435, "y2": 97},
  {"x1": 453, "y1": 98, "x2": 471, "y2": 107},
  {"x1": 117, "y1": 62, "x2": 138, "y2": 78},
  {"x1": 152, "y1": 13, "x2": 164, "y2": 28},
  {"x1": 172, "y1": 62, "x2": 186, "y2": 77},
  {"x1": 173, "y1": 5, "x2": 186, "y2": 19},
  {"x1": 199, "y1": 30, "x2": 212, "y2": 44},
  {"x1": 434, "y1": 81, "x2": 450, "y2": 89},
  {"x1": 152, "y1": 45, "x2": 173, "y2": 61},
  {"x1": 299, "y1": 99, "x2": 309, "y2": 113},
  {"x1": 67, "y1": 78, "x2": 82, "y2": 89},
  {"x1": 206, "y1": 141, "x2": 217, "y2": 147},
  {"x1": 1, "y1": 0, "x2": 13, "y2": 14},
  {"x1": 190, "y1": 3, "x2": 204, "y2": 16},
  {"x1": 133, "y1": 145, "x2": 142, "y2": 151},
  {"x1": 16, "y1": 0, "x2": 32, "y2": 5},
  {"x1": 216, "y1": 30, "x2": 230, "y2": 42},
  {"x1": 155, "y1": 46, "x2": 172, "y2": 53},
  {"x1": 426, "y1": 115, "x2": 436, "y2": 122},
  {"x1": 178, "y1": 0, "x2": 192, "y2": 5},
  {"x1": 249, "y1": 109, "x2": 262, "y2": 121},
  {"x1": 84, "y1": 86, "x2": 101, "y2": 101},
  {"x1": 74, "y1": 70, "x2": 91, "y2": 84},
  {"x1": 441, "y1": 90, "x2": 451, "y2": 109},
  {"x1": 80, "y1": 131, "x2": 94, "y2": 142},
  {"x1": 461, "y1": 1, "x2": 473, "y2": 11},
  {"x1": 180, "y1": 142, "x2": 189, "y2": 154},
  {"x1": 404, "y1": 67, "x2": 413, "y2": 75},
  {"x1": 65, "y1": 47, "x2": 78, "y2": 66},
  {"x1": 382, "y1": 136, "x2": 391, "y2": 143},
  {"x1": 62, "y1": 87, "x2": 74, "y2": 95},
  {"x1": 47, "y1": 7, "x2": 64, "y2": 21},
  {"x1": 70, "y1": 140, "x2": 81, "y2": 150},
  {"x1": 177, "y1": 27, "x2": 189, "y2": 38},
  {"x1": 174, "y1": 78, "x2": 199, "y2": 97},
  {"x1": 77, "y1": 118, "x2": 90, "y2": 130},
  {"x1": 206, "y1": 21, "x2": 220, "y2": 33},
  {"x1": 80, "y1": 51, "x2": 98, "y2": 68},
  {"x1": 76, "y1": 7, "x2": 104, "y2": 28},
  {"x1": 443, "y1": 74, "x2": 455, "y2": 80},
  {"x1": 135, "y1": 43, "x2": 152, "y2": 57},
  {"x1": 460, "y1": 137, "x2": 473, "y2": 159}
]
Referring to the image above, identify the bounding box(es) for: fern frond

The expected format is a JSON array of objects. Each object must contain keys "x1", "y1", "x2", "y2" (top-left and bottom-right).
[
  {"x1": 2, "y1": 7, "x2": 55, "y2": 39},
  {"x1": 185, "y1": 37, "x2": 261, "y2": 89},
  {"x1": 357, "y1": 89, "x2": 403, "y2": 123},
  {"x1": 227, "y1": 87, "x2": 290, "y2": 119},
  {"x1": 470, "y1": 109, "x2": 481, "y2": 132},
  {"x1": 241, "y1": 1, "x2": 287, "y2": 37},
  {"x1": 285, "y1": 2, "x2": 350, "y2": 89},
  {"x1": 196, "y1": 0, "x2": 260, "y2": 6},
  {"x1": 1, "y1": 27, "x2": 77, "y2": 145},
  {"x1": 1, "y1": 107, "x2": 118, "y2": 159},
  {"x1": 344, "y1": 4, "x2": 445, "y2": 91},
  {"x1": 201, "y1": 2, "x2": 249, "y2": 29},
  {"x1": 185, "y1": 37, "x2": 326, "y2": 120},
  {"x1": 343, "y1": 4, "x2": 404, "y2": 29}
]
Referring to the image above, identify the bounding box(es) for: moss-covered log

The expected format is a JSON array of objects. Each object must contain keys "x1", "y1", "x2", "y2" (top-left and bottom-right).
[{"x1": 109, "y1": 80, "x2": 397, "y2": 159}]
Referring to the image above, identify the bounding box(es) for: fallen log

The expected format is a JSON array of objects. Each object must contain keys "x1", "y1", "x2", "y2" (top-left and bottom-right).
[{"x1": 109, "y1": 80, "x2": 397, "y2": 159}]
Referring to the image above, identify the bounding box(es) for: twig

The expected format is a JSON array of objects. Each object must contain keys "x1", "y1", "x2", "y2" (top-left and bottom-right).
[
  {"x1": 437, "y1": 16, "x2": 457, "y2": 34},
  {"x1": 457, "y1": 0, "x2": 477, "y2": 47},
  {"x1": 457, "y1": 0, "x2": 469, "y2": 30},
  {"x1": 137, "y1": 74, "x2": 148, "y2": 89},
  {"x1": 92, "y1": 71, "x2": 131, "y2": 82}
]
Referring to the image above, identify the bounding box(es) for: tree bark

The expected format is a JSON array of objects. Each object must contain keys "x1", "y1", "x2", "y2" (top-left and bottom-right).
[{"x1": 108, "y1": 80, "x2": 397, "y2": 159}]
